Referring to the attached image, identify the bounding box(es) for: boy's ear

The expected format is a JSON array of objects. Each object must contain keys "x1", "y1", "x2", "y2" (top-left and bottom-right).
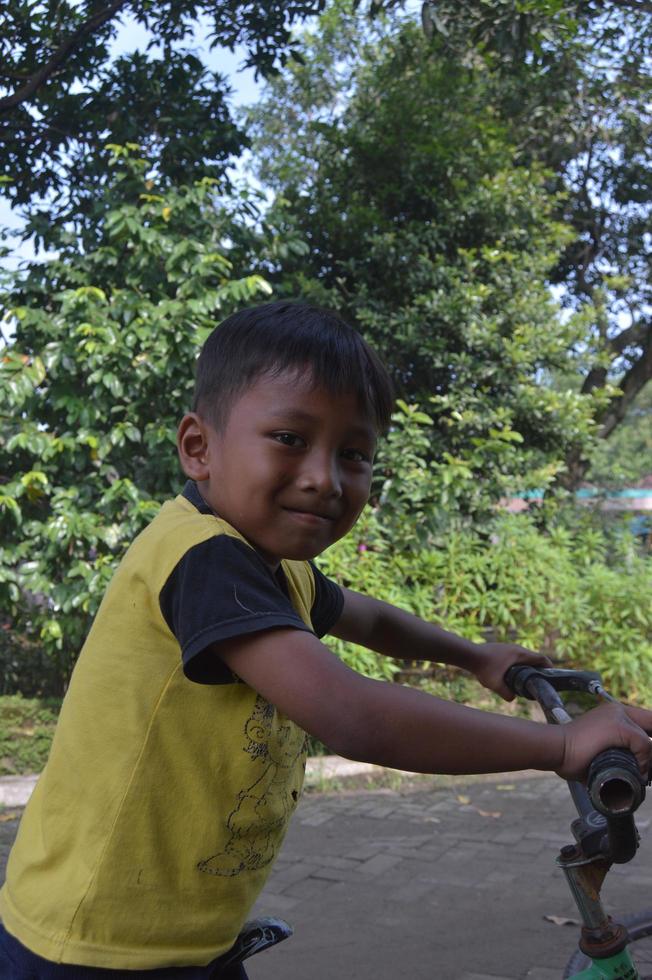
[{"x1": 177, "y1": 413, "x2": 212, "y2": 481}]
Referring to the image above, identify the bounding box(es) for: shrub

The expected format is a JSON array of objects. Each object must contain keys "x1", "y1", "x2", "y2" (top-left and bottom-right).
[
  {"x1": 317, "y1": 510, "x2": 652, "y2": 702},
  {"x1": 0, "y1": 695, "x2": 61, "y2": 775}
]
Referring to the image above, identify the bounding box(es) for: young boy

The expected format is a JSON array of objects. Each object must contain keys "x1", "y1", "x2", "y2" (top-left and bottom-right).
[{"x1": 1, "y1": 301, "x2": 651, "y2": 978}]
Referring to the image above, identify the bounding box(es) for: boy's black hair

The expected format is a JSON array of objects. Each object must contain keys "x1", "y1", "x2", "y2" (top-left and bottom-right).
[{"x1": 193, "y1": 301, "x2": 395, "y2": 433}]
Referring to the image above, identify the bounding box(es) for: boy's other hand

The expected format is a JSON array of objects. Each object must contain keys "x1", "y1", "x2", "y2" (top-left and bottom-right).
[
  {"x1": 557, "y1": 701, "x2": 652, "y2": 782},
  {"x1": 471, "y1": 643, "x2": 551, "y2": 702}
]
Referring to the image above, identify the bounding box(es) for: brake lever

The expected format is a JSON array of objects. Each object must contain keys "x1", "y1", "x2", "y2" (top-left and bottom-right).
[{"x1": 505, "y1": 665, "x2": 604, "y2": 699}]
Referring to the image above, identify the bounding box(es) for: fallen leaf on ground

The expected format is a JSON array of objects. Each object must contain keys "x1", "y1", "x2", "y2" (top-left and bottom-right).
[
  {"x1": 544, "y1": 915, "x2": 581, "y2": 927},
  {"x1": 496, "y1": 784, "x2": 515, "y2": 791},
  {"x1": 476, "y1": 809, "x2": 501, "y2": 818},
  {"x1": 456, "y1": 794, "x2": 471, "y2": 805}
]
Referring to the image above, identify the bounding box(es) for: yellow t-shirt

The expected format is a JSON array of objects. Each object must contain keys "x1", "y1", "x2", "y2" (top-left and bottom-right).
[{"x1": 0, "y1": 487, "x2": 340, "y2": 969}]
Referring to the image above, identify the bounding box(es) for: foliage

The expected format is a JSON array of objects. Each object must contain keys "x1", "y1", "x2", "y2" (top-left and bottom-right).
[
  {"x1": 245, "y1": 0, "x2": 377, "y2": 195},
  {"x1": 2, "y1": 0, "x2": 649, "y2": 709},
  {"x1": 249, "y1": 1, "x2": 652, "y2": 491},
  {"x1": 587, "y1": 383, "x2": 652, "y2": 488},
  {"x1": 316, "y1": 508, "x2": 400, "y2": 681},
  {"x1": 317, "y1": 509, "x2": 652, "y2": 703},
  {"x1": 0, "y1": 619, "x2": 63, "y2": 698},
  {"x1": 0, "y1": 145, "x2": 282, "y2": 692},
  {"x1": 0, "y1": 0, "x2": 328, "y2": 245},
  {"x1": 249, "y1": 12, "x2": 603, "y2": 523},
  {"x1": 0, "y1": 695, "x2": 61, "y2": 776},
  {"x1": 418, "y1": 0, "x2": 652, "y2": 483}
]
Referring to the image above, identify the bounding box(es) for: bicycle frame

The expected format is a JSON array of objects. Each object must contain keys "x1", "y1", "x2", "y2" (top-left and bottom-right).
[
  {"x1": 561, "y1": 848, "x2": 640, "y2": 978},
  {"x1": 505, "y1": 666, "x2": 649, "y2": 980},
  {"x1": 570, "y1": 949, "x2": 639, "y2": 979}
]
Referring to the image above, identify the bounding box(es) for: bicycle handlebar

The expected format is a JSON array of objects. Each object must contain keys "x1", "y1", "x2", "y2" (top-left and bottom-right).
[
  {"x1": 504, "y1": 665, "x2": 604, "y2": 701},
  {"x1": 504, "y1": 664, "x2": 648, "y2": 863}
]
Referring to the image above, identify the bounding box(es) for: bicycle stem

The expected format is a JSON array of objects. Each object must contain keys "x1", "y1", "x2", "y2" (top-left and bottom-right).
[
  {"x1": 520, "y1": 670, "x2": 638, "y2": 959},
  {"x1": 558, "y1": 850, "x2": 612, "y2": 931},
  {"x1": 524, "y1": 675, "x2": 600, "y2": 823},
  {"x1": 557, "y1": 849, "x2": 630, "y2": 960},
  {"x1": 546, "y1": 690, "x2": 632, "y2": 958}
]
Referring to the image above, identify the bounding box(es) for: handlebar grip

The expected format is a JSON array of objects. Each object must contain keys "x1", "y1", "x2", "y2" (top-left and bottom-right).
[
  {"x1": 587, "y1": 748, "x2": 647, "y2": 817},
  {"x1": 504, "y1": 664, "x2": 537, "y2": 699}
]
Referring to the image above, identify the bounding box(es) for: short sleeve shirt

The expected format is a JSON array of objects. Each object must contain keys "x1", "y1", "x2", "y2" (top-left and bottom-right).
[
  {"x1": 160, "y1": 481, "x2": 344, "y2": 682},
  {"x1": 0, "y1": 483, "x2": 344, "y2": 969}
]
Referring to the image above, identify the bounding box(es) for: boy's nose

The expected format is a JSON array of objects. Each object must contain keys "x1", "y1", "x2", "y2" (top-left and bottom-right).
[{"x1": 298, "y1": 452, "x2": 342, "y2": 497}]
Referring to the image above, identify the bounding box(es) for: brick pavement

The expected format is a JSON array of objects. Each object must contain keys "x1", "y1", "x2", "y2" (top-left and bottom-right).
[
  {"x1": 2, "y1": 775, "x2": 652, "y2": 979},
  {"x1": 246, "y1": 776, "x2": 652, "y2": 980}
]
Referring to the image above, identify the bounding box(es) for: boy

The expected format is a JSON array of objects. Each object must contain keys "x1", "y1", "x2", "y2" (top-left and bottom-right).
[{"x1": 1, "y1": 301, "x2": 651, "y2": 978}]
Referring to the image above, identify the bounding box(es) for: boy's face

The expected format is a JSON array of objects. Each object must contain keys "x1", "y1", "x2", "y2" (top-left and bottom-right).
[{"x1": 178, "y1": 369, "x2": 377, "y2": 568}]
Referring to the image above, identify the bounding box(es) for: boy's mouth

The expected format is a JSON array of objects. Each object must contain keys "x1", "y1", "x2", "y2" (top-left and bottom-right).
[{"x1": 283, "y1": 507, "x2": 336, "y2": 525}]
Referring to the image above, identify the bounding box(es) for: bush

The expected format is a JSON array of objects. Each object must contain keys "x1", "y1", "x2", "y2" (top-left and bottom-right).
[
  {"x1": 317, "y1": 510, "x2": 652, "y2": 703},
  {"x1": 4, "y1": 502, "x2": 650, "y2": 707},
  {"x1": 0, "y1": 621, "x2": 66, "y2": 698},
  {"x1": 0, "y1": 695, "x2": 61, "y2": 775},
  {"x1": 0, "y1": 147, "x2": 280, "y2": 695}
]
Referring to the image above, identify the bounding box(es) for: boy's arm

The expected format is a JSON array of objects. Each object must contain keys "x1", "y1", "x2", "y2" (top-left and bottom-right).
[
  {"x1": 329, "y1": 588, "x2": 549, "y2": 701},
  {"x1": 215, "y1": 628, "x2": 652, "y2": 781}
]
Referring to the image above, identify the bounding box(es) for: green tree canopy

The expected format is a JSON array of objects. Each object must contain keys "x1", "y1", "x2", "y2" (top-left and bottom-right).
[
  {"x1": 418, "y1": 0, "x2": 652, "y2": 485},
  {"x1": 247, "y1": 10, "x2": 603, "y2": 524},
  {"x1": 0, "y1": 145, "x2": 292, "y2": 688},
  {"x1": 0, "y1": 0, "x2": 326, "y2": 248},
  {"x1": 587, "y1": 383, "x2": 652, "y2": 489},
  {"x1": 248, "y1": 0, "x2": 652, "y2": 492}
]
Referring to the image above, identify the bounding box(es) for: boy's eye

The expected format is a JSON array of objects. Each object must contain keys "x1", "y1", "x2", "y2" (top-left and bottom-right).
[
  {"x1": 273, "y1": 432, "x2": 305, "y2": 448},
  {"x1": 341, "y1": 448, "x2": 372, "y2": 463}
]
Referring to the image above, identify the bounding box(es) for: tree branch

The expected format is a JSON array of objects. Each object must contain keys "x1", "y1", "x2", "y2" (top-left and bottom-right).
[
  {"x1": 563, "y1": 321, "x2": 652, "y2": 489},
  {"x1": 598, "y1": 328, "x2": 652, "y2": 438},
  {"x1": 608, "y1": 320, "x2": 650, "y2": 358},
  {"x1": 581, "y1": 320, "x2": 650, "y2": 399},
  {"x1": 0, "y1": 0, "x2": 131, "y2": 116},
  {"x1": 0, "y1": 70, "x2": 33, "y2": 82},
  {"x1": 581, "y1": 364, "x2": 608, "y2": 396}
]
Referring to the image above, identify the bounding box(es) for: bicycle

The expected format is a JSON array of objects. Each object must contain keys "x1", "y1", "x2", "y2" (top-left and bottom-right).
[{"x1": 505, "y1": 664, "x2": 652, "y2": 979}]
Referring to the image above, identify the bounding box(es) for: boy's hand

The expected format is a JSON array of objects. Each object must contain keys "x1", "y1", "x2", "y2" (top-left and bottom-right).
[
  {"x1": 557, "y1": 702, "x2": 652, "y2": 782},
  {"x1": 470, "y1": 643, "x2": 551, "y2": 701}
]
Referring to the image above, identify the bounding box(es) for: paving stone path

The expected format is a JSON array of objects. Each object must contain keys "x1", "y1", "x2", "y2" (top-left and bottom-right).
[
  {"x1": 247, "y1": 776, "x2": 652, "y2": 980},
  {"x1": 3, "y1": 775, "x2": 652, "y2": 980}
]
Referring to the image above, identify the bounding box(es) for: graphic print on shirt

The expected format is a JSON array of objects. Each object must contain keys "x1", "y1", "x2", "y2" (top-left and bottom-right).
[{"x1": 198, "y1": 695, "x2": 306, "y2": 876}]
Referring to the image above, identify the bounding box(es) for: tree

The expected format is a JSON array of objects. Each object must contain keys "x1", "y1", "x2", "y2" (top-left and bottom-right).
[
  {"x1": 0, "y1": 144, "x2": 292, "y2": 691},
  {"x1": 0, "y1": 0, "x2": 326, "y2": 248},
  {"x1": 417, "y1": 0, "x2": 652, "y2": 487},
  {"x1": 247, "y1": 11, "x2": 601, "y2": 526}
]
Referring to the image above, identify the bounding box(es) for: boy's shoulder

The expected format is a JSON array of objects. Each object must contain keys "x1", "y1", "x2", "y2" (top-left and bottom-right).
[
  {"x1": 128, "y1": 484, "x2": 321, "y2": 649},
  {"x1": 139, "y1": 482, "x2": 249, "y2": 550},
  {"x1": 116, "y1": 484, "x2": 248, "y2": 594}
]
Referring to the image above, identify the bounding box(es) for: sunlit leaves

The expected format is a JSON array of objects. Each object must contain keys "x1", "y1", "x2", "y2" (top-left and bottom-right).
[{"x1": 0, "y1": 146, "x2": 277, "y2": 690}]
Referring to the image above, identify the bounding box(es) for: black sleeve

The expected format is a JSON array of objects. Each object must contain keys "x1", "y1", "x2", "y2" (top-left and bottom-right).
[
  {"x1": 309, "y1": 562, "x2": 344, "y2": 638},
  {"x1": 160, "y1": 536, "x2": 314, "y2": 684}
]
